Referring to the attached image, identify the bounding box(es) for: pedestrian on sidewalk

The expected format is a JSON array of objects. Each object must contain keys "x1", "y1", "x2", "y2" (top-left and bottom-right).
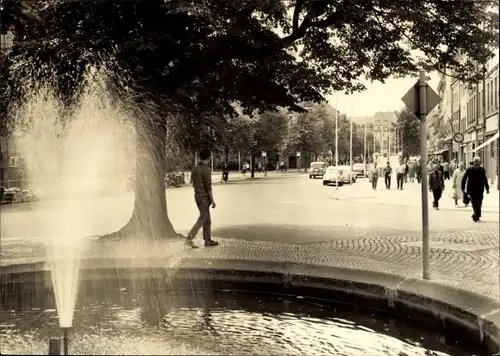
[
  {"x1": 429, "y1": 163, "x2": 445, "y2": 210},
  {"x1": 396, "y1": 163, "x2": 405, "y2": 190},
  {"x1": 415, "y1": 160, "x2": 422, "y2": 183},
  {"x1": 443, "y1": 161, "x2": 450, "y2": 180},
  {"x1": 461, "y1": 156, "x2": 490, "y2": 222},
  {"x1": 403, "y1": 161, "x2": 409, "y2": 183},
  {"x1": 449, "y1": 159, "x2": 456, "y2": 175},
  {"x1": 221, "y1": 163, "x2": 229, "y2": 184},
  {"x1": 408, "y1": 162, "x2": 415, "y2": 183},
  {"x1": 370, "y1": 163, "x2": 379, "y2": 190},
  {"x1": 451, "y1": 161, "x2": 466, "y2": 207},
  {"x1": 383, "y1": 162, "x2": 392, "y2": 190},
  {"x1": 185, "y1": 148, "x2": 219, "y2": 248}
]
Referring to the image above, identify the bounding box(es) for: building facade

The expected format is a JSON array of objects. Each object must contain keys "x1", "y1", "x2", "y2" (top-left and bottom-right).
[
  {"x1": 351, "y1": 111, "x2": 397, "y2": 159},
  {"x1": 430, "y1": 43, "x2": 499, "y2": 186}
]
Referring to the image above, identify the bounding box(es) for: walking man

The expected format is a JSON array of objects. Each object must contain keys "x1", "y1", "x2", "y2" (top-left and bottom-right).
[
  {"x1": 415, "y1": 160, "x2": 421, "y2": 183},
  {"x1": 396, "y1": 163, "x2": 405, "y2": 190},
  {"x1": 461, "y1": 156, "x2": 490, "y2": 222},
  {"x1": 186, "y1": 148, "x2": 219, "y2": 248},
  {"x1": 384, "y1": 162, "x2": 392, "y2": 190},
  {"x1": 370, "y1": 163, "x2": 379, "y2": 190},
  {"x1": 429, "y1": 163, "x2": 445, "y2": 210},
  {"x1": 443, "y1": 161, "x2": 450, "y2": 180}
]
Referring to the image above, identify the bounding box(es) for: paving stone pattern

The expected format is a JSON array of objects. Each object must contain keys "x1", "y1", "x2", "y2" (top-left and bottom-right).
[{"x1": 2, "y1": 227, "x2": 499, "y2": 299}]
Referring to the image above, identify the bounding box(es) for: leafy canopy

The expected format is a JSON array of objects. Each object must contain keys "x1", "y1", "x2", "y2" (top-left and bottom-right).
[{"x1": 1, "y1": 0, "x2": 498, "y2": 120}]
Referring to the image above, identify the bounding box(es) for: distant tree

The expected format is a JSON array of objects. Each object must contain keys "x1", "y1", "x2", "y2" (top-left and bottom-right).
[
  {"x1": 224, "y1": 110, "x2": 288, "y2": 176},
  {"x1": 396, "y1": 109, "x2": 420, "y2": 157},
  {"x1": 282, "y1": 109, "x2": 326, "y2": 170}
]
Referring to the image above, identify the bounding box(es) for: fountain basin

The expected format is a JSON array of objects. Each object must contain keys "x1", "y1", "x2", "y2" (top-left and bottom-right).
[{"x1": 1, "y1": 258, "x2": 499, "y2": 355}]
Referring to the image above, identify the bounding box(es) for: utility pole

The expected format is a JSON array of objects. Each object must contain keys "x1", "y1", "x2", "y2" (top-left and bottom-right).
[
  {"x1": 364, "y1": 114, "x2": 367, "y2": 179},
  {"x1": 388, "y1": 125, "x2": 391, "y2": 158},
  {"x1": 335, "y1": 96, "x2": 339, "y2": 167},
  {"x1": 335, "y1": 96, "x2": 339, "y2": 189},
  {"x1": 418, "y1": 71, "x2": 430, "y2": 280},
  {"x1": 349, "y1": 112, "x2": 353, "y2": 169},
  {"x1": 402, "y1": 70, "x2": 441, "y2": 280}
]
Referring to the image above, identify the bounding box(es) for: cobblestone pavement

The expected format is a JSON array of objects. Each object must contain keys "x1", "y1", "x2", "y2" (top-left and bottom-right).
[{"x1": 2, "y1": 227, "x2": 498, "y2": 299}]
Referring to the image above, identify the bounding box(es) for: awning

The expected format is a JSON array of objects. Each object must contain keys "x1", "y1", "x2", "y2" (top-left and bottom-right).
[
  {"x1": 431, "y1": 148, "x2": 448, "y2": 155},
  {"x1": 472, "y1": 132, "x2": 499, "y2": 152}
]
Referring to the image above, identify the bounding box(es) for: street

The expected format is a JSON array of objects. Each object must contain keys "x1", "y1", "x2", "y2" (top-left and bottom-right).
[{"x1": 1, "y1": 173, "x2": 498, "y2": 243}]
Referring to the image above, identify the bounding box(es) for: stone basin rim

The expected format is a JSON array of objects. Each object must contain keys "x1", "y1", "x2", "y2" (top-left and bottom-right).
[{"x1": 1, "y1": 257, "x2": 500, "y2": 354}]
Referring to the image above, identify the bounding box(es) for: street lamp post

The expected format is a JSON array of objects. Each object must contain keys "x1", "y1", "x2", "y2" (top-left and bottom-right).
[
  {"x1": 335, "y1": 96, "x2": 339, "y2": 189},
  {"x1": 349, "y1": 114, "x2": 353, "y2": 168},
  {"x1": 364, "y1": 114, "x2": 367, "y2": 179},
  {"x1": 335, "y1": 96, "x2": 339, "y2": 167}
]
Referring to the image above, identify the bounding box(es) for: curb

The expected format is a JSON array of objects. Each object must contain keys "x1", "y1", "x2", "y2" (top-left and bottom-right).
[{"x1": 2, "y1": 258, "x2": 499, "y2": 353}]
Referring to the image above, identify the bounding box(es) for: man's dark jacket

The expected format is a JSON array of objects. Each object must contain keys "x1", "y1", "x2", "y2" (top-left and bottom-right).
[
  {"x1": 461, "y1": 164, "x2": 489, "y2": 195},
  {"x1": 428, "y1": 170, "x2": 445, "y2": 191}
]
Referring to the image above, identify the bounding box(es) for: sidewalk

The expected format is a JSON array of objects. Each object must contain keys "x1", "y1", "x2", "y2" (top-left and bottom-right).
[
  {"x1": 1, "y1": 226, "x2": 498, "y2": 299},
  {"x1": 328, "y1": 178, "x2": 500, "y2": 213}
]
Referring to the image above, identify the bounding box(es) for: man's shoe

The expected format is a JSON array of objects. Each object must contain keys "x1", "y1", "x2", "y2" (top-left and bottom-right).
[
  {"x1": 205, "y1": 240, "x2": 219, "y2": 247},
  {"x1": 185, "y1": 237, "x2": 199, "y2": 248},
  {"x1": 472, "y1": 215, "x2": 479, "y2": 222}
]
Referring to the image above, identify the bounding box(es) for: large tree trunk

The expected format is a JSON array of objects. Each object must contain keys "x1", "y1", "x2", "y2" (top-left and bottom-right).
[{"x1": 99, "y1": 116, "x2": 179, "y2": 242}]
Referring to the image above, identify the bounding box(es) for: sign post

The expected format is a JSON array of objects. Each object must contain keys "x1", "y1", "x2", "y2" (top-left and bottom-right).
[{"x1": 401, "y1": 71, "x2": 441, "y2": 280}]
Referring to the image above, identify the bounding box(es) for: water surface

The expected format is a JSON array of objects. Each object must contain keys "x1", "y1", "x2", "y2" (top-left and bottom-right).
[{"x1": 0, "y1": 285, "x2": 484, "y2": 355}]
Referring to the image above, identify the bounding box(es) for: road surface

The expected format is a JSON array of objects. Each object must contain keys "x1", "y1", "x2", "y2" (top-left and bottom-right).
[{"x1": 1, "y1": 173, "x2": 498, "y2": 243}]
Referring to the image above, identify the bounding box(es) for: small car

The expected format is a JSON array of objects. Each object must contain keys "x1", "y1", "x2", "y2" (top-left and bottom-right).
[
  {"x1": 352, "y1": 163, "x2": 366, "y2": 178},
  {"x1": 309, "y1": 161, "x2": 327, "y2": 179},
  {"x1": 338, "y1": 166, "x2": 357, "y2": 184},
  {"x1": 322, "y1": 166, "x2": 344, "y2": 186}
]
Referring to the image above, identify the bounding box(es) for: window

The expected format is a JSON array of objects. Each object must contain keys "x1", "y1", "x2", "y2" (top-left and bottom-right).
[
  {"x1": 495, "y1": 76, "x2": 498, "y2": 109},
  {"x1": 486, "y1": 82, "x2": 490, "y2": 113}
]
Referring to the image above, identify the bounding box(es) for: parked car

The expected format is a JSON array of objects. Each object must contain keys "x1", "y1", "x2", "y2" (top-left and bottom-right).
[
  {"x1": 0, "y1": 186, "x2": 16, "y2": 204},
  {"x1": 352, "y1": 163, "x2": 367, "y2": 178},
  {"x1": 322, "y1": 166, "x2": 344, "y2": 186},
  {"x1": 309, "y1": 161, "x2": 327, "y2": 179},
  {"x1": 338, "y1": 166, "x2": 357, "y2": 184}
]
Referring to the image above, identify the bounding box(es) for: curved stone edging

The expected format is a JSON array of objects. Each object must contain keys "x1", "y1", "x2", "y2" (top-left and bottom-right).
[{"x1": 1, "y1": 257, "x2": 499, "y2": 353}]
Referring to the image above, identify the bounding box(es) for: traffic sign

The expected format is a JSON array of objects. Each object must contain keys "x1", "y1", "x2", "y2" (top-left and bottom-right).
[
  {"x1": 401, "y1": 80, "x2": 441, "y2": 118},
  {"x1": 296, "y1": 152, "x2": 301, "y2": 157},
  {"x1": 261, "y1": 151, "x2": 267, "y2": 157},
  {"x1": 453, "y1": 132, "x2": 464, "y2": 144}
]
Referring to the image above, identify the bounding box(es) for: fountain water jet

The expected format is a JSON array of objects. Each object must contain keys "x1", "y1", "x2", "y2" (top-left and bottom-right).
[{"x1": 11, "y1": 66, "x2": 137, "y2": 338}]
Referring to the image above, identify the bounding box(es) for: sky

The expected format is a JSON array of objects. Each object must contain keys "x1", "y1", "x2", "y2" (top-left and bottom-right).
[{"x1": 326, "y1": 73, "x2": 439, "y2": 118}]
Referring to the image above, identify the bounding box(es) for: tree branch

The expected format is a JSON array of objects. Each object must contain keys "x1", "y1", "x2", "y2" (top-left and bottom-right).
[{"x1": 292, "y1": 0, "x2": 304, "y2": 31}]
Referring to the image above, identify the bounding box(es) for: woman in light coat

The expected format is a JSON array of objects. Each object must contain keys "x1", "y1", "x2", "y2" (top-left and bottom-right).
[{"x1": 451, "y1": 162, "x2": 466, "y2": 207}]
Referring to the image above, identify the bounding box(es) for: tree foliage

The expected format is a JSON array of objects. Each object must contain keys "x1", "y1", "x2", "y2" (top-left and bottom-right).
[
  {"x1": 2, "y1": 0, "x2": 499, "y2": 114},
  {"x1": 396, "y1": 108, "x2": 420, "y2": 156}
]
